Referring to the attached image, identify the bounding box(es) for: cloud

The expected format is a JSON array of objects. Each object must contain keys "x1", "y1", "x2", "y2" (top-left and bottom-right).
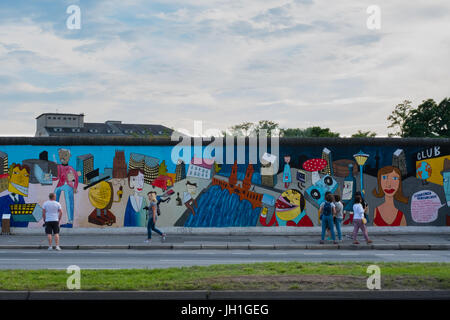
[{"x1": 0, "y1": 0, "x2": 448, "y2": 137}]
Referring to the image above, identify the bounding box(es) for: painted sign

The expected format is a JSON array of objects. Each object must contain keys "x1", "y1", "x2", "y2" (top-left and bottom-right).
[{"x1": 411, "y1": 190, "x2": 445, "y2": 223}]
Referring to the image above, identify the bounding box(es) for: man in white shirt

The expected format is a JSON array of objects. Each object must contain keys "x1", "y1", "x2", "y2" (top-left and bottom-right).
[{"x1": 42, "y1": 193, "x2": 63, "y2": 251}]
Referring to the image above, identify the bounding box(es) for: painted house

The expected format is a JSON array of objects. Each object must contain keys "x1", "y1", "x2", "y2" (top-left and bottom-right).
[{"x1": 187, "y1": 157, "x2": 214, "y2": 180}]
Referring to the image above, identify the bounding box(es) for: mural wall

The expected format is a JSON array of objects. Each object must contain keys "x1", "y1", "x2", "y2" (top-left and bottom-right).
[{"x1": 0, "y1": 140, "x2": 448, "y2": 229}]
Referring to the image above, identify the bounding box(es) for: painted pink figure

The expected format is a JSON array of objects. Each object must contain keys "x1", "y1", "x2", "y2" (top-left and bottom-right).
[{"x1": 53, "y1": 149, "x2": 78, "y2": 228}]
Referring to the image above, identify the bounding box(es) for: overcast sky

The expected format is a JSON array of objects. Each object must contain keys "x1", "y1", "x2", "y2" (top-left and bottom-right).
[{"x1": 0, "y1": 0, "x2": 449, "y2": 137}]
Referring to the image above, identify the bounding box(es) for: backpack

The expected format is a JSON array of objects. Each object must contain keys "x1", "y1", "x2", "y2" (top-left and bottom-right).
[{"x1": 323, "y1": 202, "x2": 332, "y2": 216}]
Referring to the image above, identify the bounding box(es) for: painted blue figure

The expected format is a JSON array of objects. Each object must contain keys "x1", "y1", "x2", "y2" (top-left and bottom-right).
[
  {"x1": 0, "y1": 193, "x2": 28, "y2": 228},
  {"x1": 283, "y1": 155, "x2": 292, "y2": 188},
  {"x1": 123, "y1": 169, "x2": 147, "y2": 227},
  {"x1": 441, "y1": 159, "x2": 450, "y2": 225}
]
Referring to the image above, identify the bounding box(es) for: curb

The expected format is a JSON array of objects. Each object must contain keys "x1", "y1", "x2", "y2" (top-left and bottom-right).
[
  {"x1": 1, "y1": 290, "x2": 449, "y2": 300},
  {"x1": 9, "y1": 226, "x2": 450, "y2": 236},
  {"x1": 0, "y1": 244, "x2": 449, "y2": 250}
]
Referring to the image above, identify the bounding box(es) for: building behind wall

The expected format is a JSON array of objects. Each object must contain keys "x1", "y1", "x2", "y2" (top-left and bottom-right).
[{"x1": 35, "y1": 113, "x2": 173, "y2": 138}]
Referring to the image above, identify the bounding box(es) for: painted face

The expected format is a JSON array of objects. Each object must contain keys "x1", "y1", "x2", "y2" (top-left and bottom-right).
[
  {"x1": 8, "y1": 166, "x2": 30, "y2": 197},
  {"x1": 284, "y1": 156, "x2": 291, "y2": 164},
  {"x1": 88, "y1": 181, "x2": 112, "y2": 209},
  {"x1": 58, "y1": 149, "x2": 71, "y2": 165},
  {"x1": 380, "y1": 170, "x2": 400, "y2": 197},
  {"x1": 275, "y1": 189, "x2": 303, "y2": 221},
  {"x1": 443, "y1": 172, "x2": 450, "y2": 206},
  {"x1": 130, "y1": 172, "x2": 145, "y2": 192},
  {"x1": 186, "y1": 183, "x2": 197, "y2": 195}
]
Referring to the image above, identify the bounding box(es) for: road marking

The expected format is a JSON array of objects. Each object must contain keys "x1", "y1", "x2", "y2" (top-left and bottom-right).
[
  {"x1": 0, "y1": 259, "x2": 39, "y2": 261},
  {"x1": 231, "y1": 252, "x2": 251, "y2": 255},
  {"x1": 411, "y1": 254, "x2": 429, "y2": 256},
  {"x1": 268, "y1": 252, "x2": 288, "y2": 255},
  {"x1": 303, "y1": 253, "x2": 323, "y2": 255},
  {"x1": 375, "y1": 253, "x2": 395, "y2": 256},
  {"x1": 195, "y1": 252, "x2": 216, "y2": 255}
]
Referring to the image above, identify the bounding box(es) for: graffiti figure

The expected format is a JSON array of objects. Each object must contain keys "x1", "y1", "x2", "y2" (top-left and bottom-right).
[
  {"x1": 53, "y1": 149, "x2": 78, "y2": 228},
  {"x1": 124, "y1": 169, "x2": 147, "y2": 227},
  {"x1": 86, "y1": 180, "x2": 123, "y2": 226},
  {"x1": 183, "y1": 181, "x2": 198, "y2": 215},
  {"x1": 416, "y1": 161, "x2": 432, "y2": 185},
  {"x1": 260, "y1": 189, "x2": 313, "y2": 227},
  {"x1": 0, "y1": 164, "x2": 30, "y2": 228},
  {"x1": 441, "y1": 159, "x2": 450, "y2": 225},
  {"x1": 283, "y1": 155, "x2": 292, "y2": 189},
  {"x1": 372, "y1": 166, "x2": 408, "y2": 226}
]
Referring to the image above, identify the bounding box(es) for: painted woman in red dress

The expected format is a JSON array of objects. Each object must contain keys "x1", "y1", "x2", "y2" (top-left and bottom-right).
[{"x1": 372, "y1": 166, "x2": 409, "y2": 226}]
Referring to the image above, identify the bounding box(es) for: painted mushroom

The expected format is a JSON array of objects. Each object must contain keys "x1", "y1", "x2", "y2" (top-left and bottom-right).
[{"x1": 302, "y1": 158, "x2": 328, "y2": 185}]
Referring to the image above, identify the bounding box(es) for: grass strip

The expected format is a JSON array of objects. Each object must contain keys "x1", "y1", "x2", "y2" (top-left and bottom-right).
[{"x1": 1, "y1": 262, "x2": 449, "y2": 291}]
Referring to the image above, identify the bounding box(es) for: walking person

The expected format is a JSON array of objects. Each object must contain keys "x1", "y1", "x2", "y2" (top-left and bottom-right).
[
  {"x1": 144, "y1": 191, "x2": 166, "y2": 243},
  {"x1": 352, "y1": 195, "x2": 373, "y2": 244},
  {"x1": 319, "y1": 193, "x2": 337, "y2": 244},
  {"x1": 42, "y1": 193, "x2": 63, "y2": 251},
  {"x1": 334, "y1": 194, "x2": 344, "y2": 241}
]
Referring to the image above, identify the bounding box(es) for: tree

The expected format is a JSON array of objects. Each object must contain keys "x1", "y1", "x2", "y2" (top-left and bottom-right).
[
  {"x1": 254, "y1": 120, "x2": 280, "y2": 136},
  {"x1": 351, "y1": 130, "x2": 377, "y2": 138},
  {"x1": 403, "y1": 98, "x2": 450, "y2": 138},
  {"x1": 387, "y1": 100, "x2": 413, "y2": 137},
  {"x1": 388, "y1": 98, "x2": 450, "y2": 138},
  {"x1": 281, "y1": 126, "x2": 340, "y2": 137}
]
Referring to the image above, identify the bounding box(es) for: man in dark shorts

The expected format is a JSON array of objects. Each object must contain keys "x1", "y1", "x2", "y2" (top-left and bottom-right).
[{"x1": 42, "y1": 193, "x2": 63, "y2": 251}]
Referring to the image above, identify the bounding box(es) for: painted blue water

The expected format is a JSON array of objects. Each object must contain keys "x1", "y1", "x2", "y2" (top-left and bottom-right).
[{"x1": 184, "y1": 185, "x2": 262, "y2": 227}]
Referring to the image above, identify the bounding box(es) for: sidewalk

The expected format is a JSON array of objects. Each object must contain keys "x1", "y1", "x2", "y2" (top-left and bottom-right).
[{"x1": 1, "y1": 227, "x2": 450, "y2": 250}]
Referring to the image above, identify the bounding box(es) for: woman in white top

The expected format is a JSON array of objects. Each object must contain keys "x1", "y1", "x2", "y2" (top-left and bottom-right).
[{"x1": 352, "y1": 195, "x2": 372, "y2": 244}]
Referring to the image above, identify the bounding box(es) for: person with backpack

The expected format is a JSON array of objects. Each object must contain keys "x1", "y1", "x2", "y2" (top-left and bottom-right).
[
  {"x1": 319, "y1": 193, "x2": 337, "y2": 244},
  {"x1": 144, "y1": 191, "x2": 166, "y2": 243}
]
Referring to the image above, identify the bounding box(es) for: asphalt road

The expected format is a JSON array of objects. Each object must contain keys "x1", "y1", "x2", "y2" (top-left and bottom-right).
[{"x1": 1, "y1": 249, "x2": 449, "y2": 269}]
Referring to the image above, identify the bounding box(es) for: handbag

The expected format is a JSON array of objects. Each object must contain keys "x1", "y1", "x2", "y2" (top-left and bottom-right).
[{"x1": 362, "y1": 217, "x2": 367, "y2": 224}]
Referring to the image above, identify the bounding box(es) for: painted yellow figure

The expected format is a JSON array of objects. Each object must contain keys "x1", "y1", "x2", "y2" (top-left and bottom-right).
[
  {"x1": 87, "y1": 180, "x2": 123, "y2": 226},
  {"x1": 8, "y1": 164, "x2": 30, "y2": 197},
  {"x1": 260, "y1": 189, "x2": 313, "y2": 227}
]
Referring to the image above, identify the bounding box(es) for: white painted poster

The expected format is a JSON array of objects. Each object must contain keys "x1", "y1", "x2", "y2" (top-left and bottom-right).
[{"x1": 411, "y1": 190, "x2": 445, "y2": 223}]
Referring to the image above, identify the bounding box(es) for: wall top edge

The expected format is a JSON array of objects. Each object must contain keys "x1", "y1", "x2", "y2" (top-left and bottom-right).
[{"x1": 0, "y1": 136, "x2": 448, "y2": 146}]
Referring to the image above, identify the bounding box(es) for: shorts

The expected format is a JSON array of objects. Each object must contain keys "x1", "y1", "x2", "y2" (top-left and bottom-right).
[{"x1": 45, "y1": 221, "x2": 60, "y2": 235}]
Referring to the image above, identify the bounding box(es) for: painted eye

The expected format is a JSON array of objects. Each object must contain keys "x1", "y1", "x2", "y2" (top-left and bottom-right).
[
  {"x1": 392, "y1": 177, "x2": 399, "y2": 181},
  {"x1": 382, "y1": 176, "x2": 387, "y2": 180}
]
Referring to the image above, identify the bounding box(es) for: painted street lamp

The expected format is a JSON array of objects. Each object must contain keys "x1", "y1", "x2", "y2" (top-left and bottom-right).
[{"x1": 353, "y1": 150, "x2": 370, "y2": 195}]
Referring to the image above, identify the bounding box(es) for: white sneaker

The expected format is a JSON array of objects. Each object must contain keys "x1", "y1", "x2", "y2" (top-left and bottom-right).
[
  {"x1": 48, "y1": 246, "x2": 53, "y2": 251},
  {"x1": 55, "y1": 246, "x2": 62, "y2": 251},
  {"x1": 162, "y1": 234, "x2": 166, "y2": 242},
  {"x1": 144, "y1": 239, "x2": 151, "y2": 243}
]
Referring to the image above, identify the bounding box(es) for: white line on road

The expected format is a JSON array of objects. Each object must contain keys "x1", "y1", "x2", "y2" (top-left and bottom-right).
[
  {"x1": 303, "y1": 253, "x2": 323, "y2": 255},
  {"x1": 0, "y1": 259, "x2": 39, "y2": 261},
  {"x1": 411, "y1": 254, "x2": 429, "y2": 256},
  {"x1": 375, "y1": 254, "x2": 395, "y2": 256},
  {"x1": 231, "y1": 252, "x2": 251, "y2": 255}
]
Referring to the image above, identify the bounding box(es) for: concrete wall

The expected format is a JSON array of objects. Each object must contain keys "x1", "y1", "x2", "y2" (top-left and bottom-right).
[{"x1": 0, "y1": 137, "x2": 448, "y2": 229}]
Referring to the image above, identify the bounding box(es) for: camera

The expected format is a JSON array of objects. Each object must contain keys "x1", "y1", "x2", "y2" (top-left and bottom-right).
[{"x1": 304, "y1": 175, "x2": 338, "y2": 208}]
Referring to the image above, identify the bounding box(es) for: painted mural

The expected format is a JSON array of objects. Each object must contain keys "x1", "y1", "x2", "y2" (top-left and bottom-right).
[{"x1": 0, "y1": 142, "x2": 449, "y2": 229}]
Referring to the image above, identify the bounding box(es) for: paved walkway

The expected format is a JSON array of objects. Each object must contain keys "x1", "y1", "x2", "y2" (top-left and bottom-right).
[{"x1": 1, "y1": 227, "x2": 450, "y2": 250}]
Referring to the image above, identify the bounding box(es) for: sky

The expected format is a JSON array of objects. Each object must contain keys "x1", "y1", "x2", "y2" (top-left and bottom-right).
[{"x1": 0, "y1": 0, "x2": 449, "y2": 137}]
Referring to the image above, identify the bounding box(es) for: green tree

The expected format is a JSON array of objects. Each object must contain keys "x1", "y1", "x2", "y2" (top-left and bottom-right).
[
  {"x1": 388, "y1": 98, "x2": 449, "y2": 138},
  {"x1": 351, "y1": 130, "x2": 377, "y2": 138},
  {"x1": 387, "y1": 100, "x2": 413, "y2": 137},
  {"x1": 281, "y1": 126, "x2": 340, "y2": 137},
  {"x1": 403, "y1": 98, "x2": 450, "y2": 138},
  {"x1": 254, "y1": 120, "x2": 280, "y2": 136}
]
